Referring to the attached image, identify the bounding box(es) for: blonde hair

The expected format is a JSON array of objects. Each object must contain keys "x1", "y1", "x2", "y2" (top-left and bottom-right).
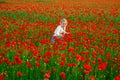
[{"x1": 60, "y1": 18, "x2": 68, "y2": 24}]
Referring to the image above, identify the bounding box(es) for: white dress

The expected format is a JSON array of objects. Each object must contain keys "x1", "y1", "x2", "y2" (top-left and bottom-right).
[{"x1": 53, "y1": 25, "x2": 66, "y2": 37}]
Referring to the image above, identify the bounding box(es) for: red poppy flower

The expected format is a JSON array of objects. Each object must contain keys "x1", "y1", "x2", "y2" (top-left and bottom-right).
[
  {"x1": 44, "y1": 73, "x2": 50, "y2": 79},
  {"x1": 60, "y1": 61, "x2": 65, "y2": 67},
  {"x1": 91, "y1": 25, "x2": 97, "y2": 31},
  {"x1": 5, "y1": 34, "x2": 9, "y2": 39},
  {"x1": 40, "y1": 38, "x2": 50, "y2": 44},
  {"x1": 15, "y1": 54, "x2": 22, "y2": 65},
  {"x1": 17, "y1": 71, "x2": 22, "y2": 77},
  {"x1": 68, "y1": 63, "x2": 77, "y2": 67},
  {"x1": 92, "y1": 61, "x2": 96, "y2": 65},
  {"x1": 31, "y1": 49, "x2": 39, "y2": 55},
  {"x1": 76, "y1": 55, "x2": 82, "y2": 61},
  {"x1": 43, "y1": 51, "x2": 51, "y2": 58},
  {"x1": 68, "y1": 47, "x2": 74, "y2": 52},
  {"x1": 98, "y1": 58, "x2": 102, "y2": 63},
  {"x1": 0, "y1": 75, "x2": 4, "y2": 80},
  {"x1": 92, "y1": 51, "x2": 98, "y2": 58},
  {"x1": 35, "y1": 62, "x2": 40, "y2": 67},
  {"x1": 89, "y1": 75, "x2": 96, "y2": 80},
  {"x1": 60, "y1": 72, "x2": 66, "y2": 79},
  {"x1": 26, "y1": 61, "x2": 32, "y2": 68},
  {"x1": 81, "y1": 51, "x2": 88, "y2": 55},
  {"x1": 98, "y1": 62, "x2": 107, "y2": 70},
  {"x1": 35, "y1": 56, "x2": 40, "y2": 61},
  {"x1": 4, "y1": 58, "x2": 10, "y2": 65},
  {"x1": 0, "y1": 29, "x2": 3, "y2": 34},
  {"x1": 44, "y1": 58, "x2": 49, "y2": 64},
  {"x1": 115, "y1": 74, "x2": 120, "y2": 80},
  {"x1": 83, "y1": 64, "x2": 92, "y2": 72},
  {"x1": 53, "y1": 68, "x2": 56, "y2": 72}
]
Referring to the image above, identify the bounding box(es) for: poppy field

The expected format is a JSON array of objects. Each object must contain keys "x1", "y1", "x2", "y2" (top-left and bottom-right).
[{"x1": 0, "y1": 0, "x2": 120, "y2": 80}]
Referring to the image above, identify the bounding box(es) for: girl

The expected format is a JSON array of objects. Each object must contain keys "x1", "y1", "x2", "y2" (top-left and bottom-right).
[{"x1": 51, "y1": 18, "x2": 69, "y2": 42}]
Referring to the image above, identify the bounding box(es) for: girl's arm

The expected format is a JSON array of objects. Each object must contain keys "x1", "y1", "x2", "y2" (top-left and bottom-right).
[
  {"x1": 63, "y1": 26, "x2": 70, "y2": 34},
  {"x1": 63, "y1": 29, "x2": 69, "y2": 34}
]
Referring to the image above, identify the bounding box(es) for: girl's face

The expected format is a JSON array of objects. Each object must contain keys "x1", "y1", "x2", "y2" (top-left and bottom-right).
[{"x1": 61, "y1": 22, "x2": 67, "y2": 27}]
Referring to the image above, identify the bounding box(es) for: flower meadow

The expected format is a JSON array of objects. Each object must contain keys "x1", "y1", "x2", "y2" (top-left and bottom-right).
[{"x1": 0, "y1": 0, "x2": 120, "y2": 80}]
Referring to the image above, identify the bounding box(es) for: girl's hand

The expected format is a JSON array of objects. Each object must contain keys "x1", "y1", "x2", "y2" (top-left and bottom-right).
[{"x1": 65, "y1": 32, "x2": 70, "y2": 34}]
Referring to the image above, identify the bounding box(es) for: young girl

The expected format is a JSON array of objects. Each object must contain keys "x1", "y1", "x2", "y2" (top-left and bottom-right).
[{"x1": 51, "y1": 18, "x2": 69, "y2": 42}]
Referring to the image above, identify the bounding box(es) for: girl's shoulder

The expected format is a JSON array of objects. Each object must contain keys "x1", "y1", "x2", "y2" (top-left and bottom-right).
[
  {"x1": 56, "y1": 25, "x2": 61, "y2": 28},
  {"x1": 58, "y1": 25, "x2": 61, "y2": 27}
]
